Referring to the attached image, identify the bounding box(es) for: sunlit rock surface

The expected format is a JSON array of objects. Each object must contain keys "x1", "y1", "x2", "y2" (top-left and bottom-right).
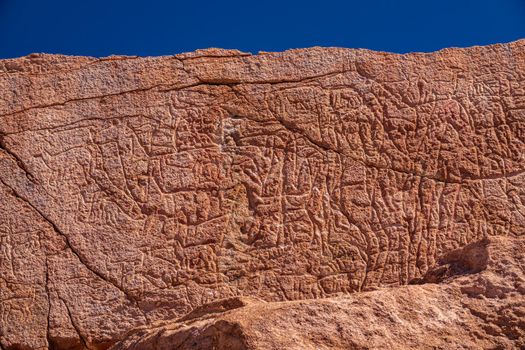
[{"x1": 0, "y1": 40, "x2": 524, "y2": 349}]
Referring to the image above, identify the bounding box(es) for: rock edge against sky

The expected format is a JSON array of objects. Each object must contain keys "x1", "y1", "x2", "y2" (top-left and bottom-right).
[{"x1": 0, "y1": 40, "x2": 524, "y2": 349}]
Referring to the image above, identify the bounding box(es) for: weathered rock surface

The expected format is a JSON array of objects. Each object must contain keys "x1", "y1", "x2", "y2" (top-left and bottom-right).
[
  {"x1": 110, "y1": 236, "x2": 525, "y2": 349},
  {"x1": 0, "y1": 40, "x2": 524, "y2": 349}
]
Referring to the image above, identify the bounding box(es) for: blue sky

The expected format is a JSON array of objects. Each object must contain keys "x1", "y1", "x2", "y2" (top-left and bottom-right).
[{"x1": 1, "y1": 0, "x2": 524, "y2": 58}]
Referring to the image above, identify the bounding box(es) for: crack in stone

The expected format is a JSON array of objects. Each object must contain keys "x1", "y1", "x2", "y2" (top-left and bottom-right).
[
  {"x1": 59, "y1": 296, "x2": 91, "y2": 350},
  {"x1": 191, "y1": 68, "x2": 347, "y2": 86},
  {"x1": 0, "y1": 80, "x2": 204, "y2": 119},
  {"x1": 0, "y1": 68, "x2": 347, "y2": 120},
  {"x1": 267, "y1": 114, "x2": 525, "y2": 184},
  {"x1": 2, "y1": 64, "x2": 350, "y2": 120},
  {"x1": 44, "y1": 257, "x2": 55, "y2": 350},
  {"x1": 177, "y1": 53, "x2": 252, "y2": 61},
  {"x1": 0, "y1": 134, "x2": 35, "y2": 182},
  {"x1": 0, "y1": 176, "x2": 143, "y2": 314},
  {"x1": 240, "y1": 112, "x2": 456, "y2": 185}
]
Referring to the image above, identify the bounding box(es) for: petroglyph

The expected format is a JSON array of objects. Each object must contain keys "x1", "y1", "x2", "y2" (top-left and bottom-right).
[{"x1": 0, "y1": 41, "x2": 524, "y2": 349}]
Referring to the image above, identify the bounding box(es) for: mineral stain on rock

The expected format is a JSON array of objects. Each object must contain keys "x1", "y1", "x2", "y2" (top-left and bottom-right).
[{"x1": 0, "y1": 40, "x2": 524, "y2": 349}]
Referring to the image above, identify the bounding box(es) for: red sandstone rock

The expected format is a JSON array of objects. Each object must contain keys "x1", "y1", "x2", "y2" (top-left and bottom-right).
[
  {"x1": 110, "y1": 236, "x2": 525, "y2": 349},
  {"x1": 0, "y1": 40, "x2": 524, "y2": 349}
]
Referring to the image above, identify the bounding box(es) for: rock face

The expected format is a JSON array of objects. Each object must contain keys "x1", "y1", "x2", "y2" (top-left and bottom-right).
[
  {"x1": 0, "y1": 41, "x2": 524, "y2": 349},
  {"x1": 111, "y1": 236, "x2": 525, "y2": 350}
]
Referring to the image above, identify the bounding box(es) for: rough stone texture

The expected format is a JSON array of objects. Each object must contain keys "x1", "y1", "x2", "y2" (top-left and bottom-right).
[
  {"x1": 110, "y1": 236, "x2": 525, "y2": 349},
  {"x1": 0, "y1": 40, "x2": 524, "y2": 349}
]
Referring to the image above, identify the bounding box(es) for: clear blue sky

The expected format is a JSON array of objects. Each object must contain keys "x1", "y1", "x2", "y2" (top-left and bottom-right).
[{"x1": 1, "y1": 0, "x2": 524, "y2": 58}]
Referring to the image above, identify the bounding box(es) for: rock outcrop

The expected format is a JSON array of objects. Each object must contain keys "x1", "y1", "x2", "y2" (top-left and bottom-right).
[
  {"x1": 0, "y1": 40, "x2": 524, "y2": 349},
  {"x1": 111, "y1": 236, "x2": 525, "y2": 349}
]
